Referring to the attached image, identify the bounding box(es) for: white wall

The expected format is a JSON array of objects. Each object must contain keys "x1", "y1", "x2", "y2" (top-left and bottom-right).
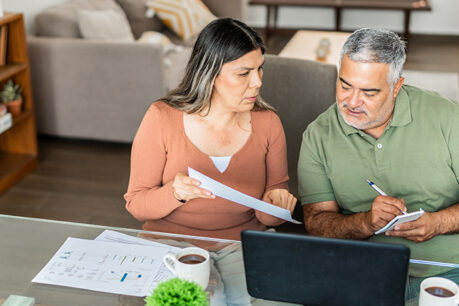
[
  {"x1": 247, "y1": 0, "x2": 459, "y2": 35},
  {"x1": 4, "y1": 0, "x2": 459, "y2": 36},
  {"x1": 3, "y1": 0, "x2": 65, "y2": 34}
]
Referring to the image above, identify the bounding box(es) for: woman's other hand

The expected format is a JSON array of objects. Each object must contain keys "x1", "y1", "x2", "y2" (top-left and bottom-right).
[
  {"x1": 262, "y1": 189, "x2": 297, "y2": 213},
  {"x1": 172, "y1": 172, "x2": 215, "y2": 202}
]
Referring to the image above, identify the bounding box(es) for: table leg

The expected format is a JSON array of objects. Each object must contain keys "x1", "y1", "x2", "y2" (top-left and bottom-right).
[
  {"x1": 403, "y1": 9, "x2": 411, "y2": 48},
  {"x1": 265, "y1": 5, "x2": 272, "y2": 42},
  {"x1": 273, "y1": 5, "x2": 279, "y2": 34},
  {"x1": 265, "y1": 5, "x2": 279, "y2": 44},
  {"x1": 335, "y1": 7, "x2": 342, "y2": 32}
]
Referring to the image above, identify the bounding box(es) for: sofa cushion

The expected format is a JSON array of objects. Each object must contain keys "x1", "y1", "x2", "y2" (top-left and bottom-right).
[
  {"x1": 138, "y1": 31, "x2": 175, "y2": 51},
  {"x1": 115, "y1": 0, "x2": 164, "y2": 39},
  {"x1": 146, "y1": 0, "x2": 216, "y2": 41},
  {"x1": 161, "y1": 27, "x2": 197, "y2": 47},
  {"x1": 77, "y1": 9, "x2": 134, "y2": 41},
  {"x1": 35, "y1": 0, "x2": 127, "y2": 38},
  {"x1": 164, "y1": 47, "x2": 192, "y2": 92}
]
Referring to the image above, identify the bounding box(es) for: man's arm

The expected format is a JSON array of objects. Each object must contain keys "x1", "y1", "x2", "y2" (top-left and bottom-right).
[
  {"x1": 303, "y1": 201, "x2": 373, "y2": 240},
  {"x1": 387, "y1": 203, "x2": 459, "y2": 243},
  {"x1": 303, "y1": 196, "x2": 406, "y2": 240}
]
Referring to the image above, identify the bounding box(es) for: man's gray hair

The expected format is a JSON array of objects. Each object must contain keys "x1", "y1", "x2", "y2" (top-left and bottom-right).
[{"x1": 339, "y1": 28, "x2": 406, "y2": 87}]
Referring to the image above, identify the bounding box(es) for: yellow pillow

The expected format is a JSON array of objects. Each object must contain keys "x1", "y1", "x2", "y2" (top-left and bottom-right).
[{"x1": 145, "y1": 0, "x2": 216, "y2": 41}]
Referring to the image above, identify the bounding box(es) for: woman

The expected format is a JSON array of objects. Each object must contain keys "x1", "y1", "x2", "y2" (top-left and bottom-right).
[
  {"x1": 125, "y1": 18, "x2": 296, "y2": 305},
  {"x1": 125, "y1": 17, "x2": 296, "y2": 239}
]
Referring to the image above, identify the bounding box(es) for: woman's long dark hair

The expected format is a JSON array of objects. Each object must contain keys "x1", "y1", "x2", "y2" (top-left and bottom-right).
[{"x1": 161, "y1": 18, "x2": 275, "y2": 113}]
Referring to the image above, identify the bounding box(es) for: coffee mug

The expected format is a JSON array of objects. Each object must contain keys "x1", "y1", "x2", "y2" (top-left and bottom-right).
[
  {"x1": 163, "y1": 247, "x2": 210, "y2": 289},
  {"x1": 419, "y1": 277, "x2": 459, "y2": 306}
]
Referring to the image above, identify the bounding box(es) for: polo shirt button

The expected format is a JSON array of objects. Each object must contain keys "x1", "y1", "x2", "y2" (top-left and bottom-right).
[{"x1": 377, "y1": 144, "x2": 383, "y2": 149}]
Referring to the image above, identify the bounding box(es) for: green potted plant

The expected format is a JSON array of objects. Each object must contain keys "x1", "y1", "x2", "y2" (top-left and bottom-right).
[
  {"x1": 0, "y1": 80, "x2": 23, "y2": 117},
  {"x1": 145, "y1": 278, "x2": 209, "y2": 306}
]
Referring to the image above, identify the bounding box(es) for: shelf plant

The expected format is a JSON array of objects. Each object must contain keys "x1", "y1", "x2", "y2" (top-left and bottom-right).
[
  {"x1": 0, "y1": 79, "x2": 23, "y2": 117},
  {"x1": 145, "y1": 278, "x2": 209, "y2": 306}
]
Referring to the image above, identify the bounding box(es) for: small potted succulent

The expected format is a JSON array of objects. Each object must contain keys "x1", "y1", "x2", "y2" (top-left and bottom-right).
[
  {"x1": 0, "y1": 80, "x2": 23, "y2": 117},
  {"x1": 145, "y1": 278, "x2": 209, "y2": 306}
]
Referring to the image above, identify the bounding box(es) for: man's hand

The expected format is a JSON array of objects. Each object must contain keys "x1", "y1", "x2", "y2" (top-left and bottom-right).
[
  {"x1": 386, "y1": 212, "x2": 441, "y2": 243},
  {"x1": 365, "y1": 196, "x2": 407, "y2": 233}
]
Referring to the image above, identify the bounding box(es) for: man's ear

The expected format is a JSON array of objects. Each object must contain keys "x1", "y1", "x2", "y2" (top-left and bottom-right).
[{"x1": 392, "y1": 77, "x2": 405, "y2": 99}]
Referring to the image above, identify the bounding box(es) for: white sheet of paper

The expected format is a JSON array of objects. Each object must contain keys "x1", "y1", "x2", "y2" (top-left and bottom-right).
[
  {"x1": 95, "y1": 230, "x2": 181, "y2": 251},
  {"x1": 375, "y1": 209, "x2": 424, "y2": 235},
  {"x1": 95, "y1": 230, "x2": 180, "y2": 292},
  {"x1": 188, "y1": 167, "x2": 301, "y2": 224},
  {"x1": 32, "y1": 237, "x2": 170, "y2": 296}
]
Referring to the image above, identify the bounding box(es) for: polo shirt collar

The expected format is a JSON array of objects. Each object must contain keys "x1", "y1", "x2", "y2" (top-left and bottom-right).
[
  {"x1": 336, "y1": 85, "x2": 412, "y2": 136},
  {"x1": 390, "y1": 86, "x2": 412, "y2": 127}
]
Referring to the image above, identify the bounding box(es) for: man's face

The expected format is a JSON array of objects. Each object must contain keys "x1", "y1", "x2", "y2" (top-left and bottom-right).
[{"x1": 336, "y1": 55, "x2": 404, "y2": 138}]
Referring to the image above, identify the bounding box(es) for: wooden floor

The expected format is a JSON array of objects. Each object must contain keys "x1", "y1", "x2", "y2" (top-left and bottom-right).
[
  {"x1": 0, "y1": 32, "x2": 458, "y2": 232},
  {"x1": 0, "y1": 136, "x2": 142, "y2": 229}
]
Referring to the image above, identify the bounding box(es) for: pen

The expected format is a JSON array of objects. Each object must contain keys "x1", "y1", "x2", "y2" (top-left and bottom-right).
[{"x1": 366, "y1": 179, "x2": 406, "y2": 215}]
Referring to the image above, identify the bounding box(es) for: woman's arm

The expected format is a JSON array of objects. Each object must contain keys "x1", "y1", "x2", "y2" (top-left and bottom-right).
[
  {"x1": 255, "y1": 112, "x2": 294, "y2": 226},
  {"x1": 124, "y1": 104, "x2": 184, "y2": 221}
]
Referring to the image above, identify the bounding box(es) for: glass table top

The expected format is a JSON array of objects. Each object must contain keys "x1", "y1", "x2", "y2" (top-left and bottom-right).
[
  {"x1": 0, "y1": 214, "x2": 456, "y2": 306},
  {"x1": 0, "y1": 214, "x2": 238, "y2": 306}
]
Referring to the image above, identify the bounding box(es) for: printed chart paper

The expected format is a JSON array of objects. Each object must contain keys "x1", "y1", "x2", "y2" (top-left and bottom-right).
[
  {"x1": 95, "y1": 230, "x2": 181, "y2": 251},
  {"x1": 95, "y1": 230, "x2": 180, "y2": 293},
  {"x1": 188, "y1": 167, "x2": 301, "y2": 224},
  {"x1": 32, "y1": 237, "x2": 170, "y2": 296}
]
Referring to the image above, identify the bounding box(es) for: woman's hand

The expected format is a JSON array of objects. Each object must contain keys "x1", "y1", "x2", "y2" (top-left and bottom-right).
[
  {"x1": 172, "y1": 172, "x2": 215, "y2": 202},
  {"x1": 262, "y1": 189, "x2": 297, "y2": 213}
]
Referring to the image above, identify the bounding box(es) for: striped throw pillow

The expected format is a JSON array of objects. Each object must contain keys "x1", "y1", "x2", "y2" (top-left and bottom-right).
[{"x1": 146, "y1": 0, "x2": 216, "y2": 41}]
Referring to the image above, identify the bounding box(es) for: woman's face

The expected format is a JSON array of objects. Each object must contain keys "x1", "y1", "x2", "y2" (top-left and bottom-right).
[{"x1": 211, "y1": 48, "x2": 264, "y2": 113}]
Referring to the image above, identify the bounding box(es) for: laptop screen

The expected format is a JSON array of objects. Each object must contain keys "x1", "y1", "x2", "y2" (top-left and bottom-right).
[{"x1": 241, "y1": 230, "x2": 410, "y2": 306}]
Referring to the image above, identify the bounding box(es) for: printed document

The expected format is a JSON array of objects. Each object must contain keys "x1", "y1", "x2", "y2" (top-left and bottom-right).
[
  {"x1": 95, "y1": 230, "x2": 180, "y2": 290},
  {"x1": 32, "y1": 236, "x2": 176, "y2": 296},
  {"x1": 188, "y1": 167, "x2": 301, "y2": 224}
]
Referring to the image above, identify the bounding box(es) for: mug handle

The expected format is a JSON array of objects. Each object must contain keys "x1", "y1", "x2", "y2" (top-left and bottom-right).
[
  {"x1": 456, "y1": 283, "x2": 459, "y2": 306},
  {"x1": 163, "y1": 253, "x2": 178, "y2": 275}
]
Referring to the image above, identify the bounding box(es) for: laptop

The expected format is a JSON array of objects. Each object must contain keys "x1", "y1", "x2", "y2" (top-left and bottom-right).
[{"x1": 241, "y1": 230, "x2": 410, "y2": 306}]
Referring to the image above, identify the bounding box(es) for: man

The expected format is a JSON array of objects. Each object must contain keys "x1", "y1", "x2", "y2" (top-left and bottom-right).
[{"x1": 298, "y1": 28, "x2": 459, "y2": 297}]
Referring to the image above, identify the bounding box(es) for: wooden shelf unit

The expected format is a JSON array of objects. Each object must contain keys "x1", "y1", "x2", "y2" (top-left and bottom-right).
[{"x1": 0, "y1": 13, "x2": 38, "y2": 194}]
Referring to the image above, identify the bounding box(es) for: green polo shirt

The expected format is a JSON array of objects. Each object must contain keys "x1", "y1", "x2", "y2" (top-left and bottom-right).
[{"x1": 298, "y1": 85, "x2": 459, "y2": 277}]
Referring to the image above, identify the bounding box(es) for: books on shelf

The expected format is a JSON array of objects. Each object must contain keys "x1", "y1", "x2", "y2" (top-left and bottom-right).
[
  {"x1": 0, "y1": 112, "x2": 12, "y2": 134},
  {"x1": 0, "y1": 24, "x2": 8, "y2": 66},
  {"x1": 0, "y1": 102, "x2": 6, "y2": 116}
]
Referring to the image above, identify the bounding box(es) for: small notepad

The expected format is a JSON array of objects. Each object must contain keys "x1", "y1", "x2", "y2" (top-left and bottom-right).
[{"x1": 375, "y1": 208, "x2": 424, "y2": 235}]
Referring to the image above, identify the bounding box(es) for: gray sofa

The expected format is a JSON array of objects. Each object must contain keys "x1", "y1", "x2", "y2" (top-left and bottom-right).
[
  {"x1": 28, "y1": 0, "x2": 247, "y2": 142},
  {"x1": 262, "y1": 55, "x2": 336, "y2": 232},
  {"x1": 27, "y1": 0, "x2": 338, "y2": 206},
  {"x1": 262, "y1": 55, "x2": 337, "y2": 197}
]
